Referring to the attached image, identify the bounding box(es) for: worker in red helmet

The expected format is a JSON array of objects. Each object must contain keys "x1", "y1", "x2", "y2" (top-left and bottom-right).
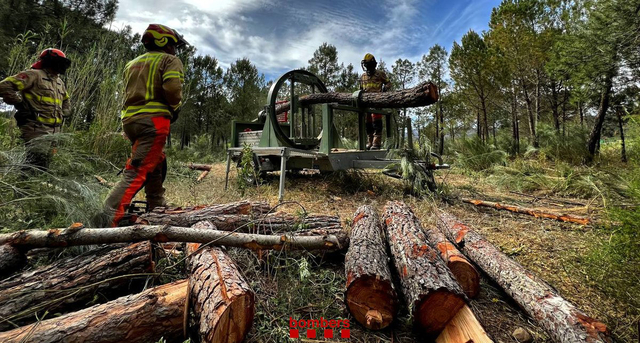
[
  {"x1": 360, "y1": 53, "x2": 391, "y2": 150},
  {"x1": 0, "y1": 48, "x2": 71, "y2": 170},
  {"x1": 102, "y1": 24, "x2": 188, "y2": 227}
]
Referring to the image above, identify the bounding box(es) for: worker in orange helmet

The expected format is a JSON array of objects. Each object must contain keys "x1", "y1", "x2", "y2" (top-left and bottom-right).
[
  {"x1": 360, "y1": 53, "x2": 391, "y2": 150},
  {"x1": 0, "y1": 48, "x2": 71, "y2": 170},
  {"x1": 101, "y1": 24, "x2": 188, "y2": 227}
]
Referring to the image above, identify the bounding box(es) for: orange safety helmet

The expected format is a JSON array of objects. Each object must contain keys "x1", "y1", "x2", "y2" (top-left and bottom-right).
[
  {"x1": 32, "y1": 48, "x2": 71, "y2": 73},
  {"x1": 141, "y1": 24, "x2": 188, "y2": 50}
]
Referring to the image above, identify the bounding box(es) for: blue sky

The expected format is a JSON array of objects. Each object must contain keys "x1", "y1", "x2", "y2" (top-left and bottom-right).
[{"x1": 113, "y1": 0, "x2": 501, "y2": 81}]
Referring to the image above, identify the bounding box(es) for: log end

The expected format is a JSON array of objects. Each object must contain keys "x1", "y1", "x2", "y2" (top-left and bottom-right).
[
  {"x1": 345, "y1": 275, "x2": 397, "y2": 330},
  {"x1": 0, "y1": 244, "x2": 27, "y2": 279},
  {"x1": 208, "y1": 292, "x2": 255, "y2": 343},
  {"x1": 448, "y1": 257, "x2": 481, "y2": 299},
  {"x1": 415, "y1": 290, "x2": 466, "y2": 336}
]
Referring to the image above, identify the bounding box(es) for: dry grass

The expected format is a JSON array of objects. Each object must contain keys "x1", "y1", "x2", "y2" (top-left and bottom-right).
[{"x1": 106, "y1": 160, "x2": 638, "y2": 342}]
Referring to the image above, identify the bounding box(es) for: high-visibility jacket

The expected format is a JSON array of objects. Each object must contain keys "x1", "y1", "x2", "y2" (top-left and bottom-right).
[
  {"x1": 360, "y1": 70, "x2": 391, "y2": 120},
  {"x1": 0, "y1": 69, "x2": 70, "y2": 126},
  {"x1": 121, "y1": 51, "x2": 184, "y2": 124}
]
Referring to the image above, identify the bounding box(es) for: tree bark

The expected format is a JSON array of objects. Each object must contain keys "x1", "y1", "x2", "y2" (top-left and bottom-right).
[
  {"x1": 0, "y1": 244, "x2": 26, "y2": 279},
  {"x1": 345, "y1": 206, "x2": 398, "y2": 330},
  {"x1": 423, "y1": 226, "x2": 479, "y2": 298},
  {"x1": 139, "y1": 200, "x2": 271, "y2": 227},
  {"x1": 187, "y1": 247, "x2": 255, "y2": 343},
  {"x1": 436, "y1": 305, "x2": 493, "y2": 343},
  {"x1": 461, "y1": 198, "x2": 591, "y2": 225},
  {"x1": 617, "y1": 110, "x2": 627, "y2": 163},
  {"x1": 436, "y1": 211, "x2": 610, "y2": 343},
  {"x1": 0, "y1": 280, "x2": 188, "y2": 343},
  {"x1": 382, "y1": 201, "x2": 466, "y2": 336},
  {"x1": 275, "y1": 82, "x2": 438, "y2": 115},
  {"x1": 587, "y1": 70, "x2": 615, "y2": 161},
  {"x1": 0, "y1": 242, "x2": 153, "y2": 331},
  {"x1": 0, "y1": 225, "x2": 348, "y2": 252}
]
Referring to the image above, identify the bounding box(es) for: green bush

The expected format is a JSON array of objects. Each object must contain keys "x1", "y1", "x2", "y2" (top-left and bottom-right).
[{"x1": 453, "y1": 136, "x2": 507, "y2": 171}]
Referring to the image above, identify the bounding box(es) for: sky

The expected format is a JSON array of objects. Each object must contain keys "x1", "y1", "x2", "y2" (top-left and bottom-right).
[{"x1": 112, "y1": 0, "x2": 502, "y2": 81}]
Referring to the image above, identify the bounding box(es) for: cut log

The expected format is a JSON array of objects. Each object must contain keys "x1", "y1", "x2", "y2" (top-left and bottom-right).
[
  {"x1": 345, "y1": 205, "x2": 398, "y2": 330},
  {"x1": 275, "y1": 82, "x2": 438, "y2": 115},
  {"x1": 0, "y1": 225, "x2": 348, "y2": 252},
  {"x1": 423, "y1": 226, "x2": 480, "y2": 298},
  {"x1": 462, "y1": 198, "x2": 591, "y2": 225},
  {"x1": 187, "y1": 162, "x2": 213, "y2": 171},
  {"x1": 382, "y1": 201, "x2": 466, "y2": 336},
  {"x1": 436, "y1": 305, "x2": 493, "y2": 343},
  {"x1": 0, "y1": 244, "x2": 26, "y2": 279},
  {"x1": 0, "y1": 280, "x2": 187, "y2": 343},
  {"x1": 436, "y1": 211, "x2": 610, "y2": 343},
  {"x1": 0, "y1": 242, "x2": 153, "y2": 331},
  {"x1": 187, "y1": 246, "x2": 255, "y2": 343},
  {"x1": 196, "y1": 170, "x2": 210, "y2": 182},
  {"x1": 139, "y1": 200, "x2": 272, "y2": 227}
]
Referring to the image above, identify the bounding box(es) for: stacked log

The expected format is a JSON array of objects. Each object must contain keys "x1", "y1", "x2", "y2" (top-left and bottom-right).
[
  {"x1": 344, "y1": 205, "x2": 398, "y2": 330},
  {"x1": 187, "y1": 246, "x2": 255, "y2": 342},
  {"x1": 436, "y1": 211, "x2": 610, "y2": 343},
  {"x1": 138, "y1": 200, "x2": 271, "y2": 226},
  {"x1": 382, "y1": 201, "x2": 466, "y2": 336},
  {"x1": 0, "y1": 280, "x2": 188, "y2": 343},
  {"x1": 423, "y1": 225, "x2": 480, "y2": 298},
  {"x1": 0, "y1": 244, "x2": 26, "y2": 278},
  {"x1": 0, "y1": 242, "x2": 153, "y2": 331}
]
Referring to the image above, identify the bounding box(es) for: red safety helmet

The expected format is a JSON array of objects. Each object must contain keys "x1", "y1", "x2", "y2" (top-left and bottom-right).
[
  {"x1": 32, "y1": 48, "x2": 71, "y2": 74},
  {"x1": 141, "y1": 24, "x2": 188, "y2": 50}
]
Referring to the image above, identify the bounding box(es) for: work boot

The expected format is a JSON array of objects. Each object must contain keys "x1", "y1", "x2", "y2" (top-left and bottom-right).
[
  {"x1": 366, "y1": 135, "x2": 373, "y2": 150},
  {"x1": 371, "y1": 135, "x2": 382, "y2": 150}
]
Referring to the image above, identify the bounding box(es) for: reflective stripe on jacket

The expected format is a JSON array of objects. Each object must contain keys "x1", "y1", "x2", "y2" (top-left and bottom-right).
[
  {"x1": 0, "y1": 69, "x2": 70, "y2": 126},
  {"x1": 121, "y1": 51, "x2": 184, "y2": 122}
]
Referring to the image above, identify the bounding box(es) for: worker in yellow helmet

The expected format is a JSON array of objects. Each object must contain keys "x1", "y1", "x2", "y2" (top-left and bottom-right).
[
  {"x1": 102, "y1": 24, "x2": 187, "y2": 227},
  {"x1": 0, "y1": 48, "x2": 71, "y2": 170},
  {"x1": 360, "y1": 53, "x2": 391, "y2": 150}
]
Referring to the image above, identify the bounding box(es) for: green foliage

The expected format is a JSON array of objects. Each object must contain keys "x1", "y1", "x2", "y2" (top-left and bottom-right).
[
  {"x1": 453, "y1": 137, "x2": 507, "y2": 171},
  {"x1": 236, "y1": 144, "x2": 258, "y2": 195},
  {"x1": 531, "y1": 124, "x2": 590, "y2": 164}
]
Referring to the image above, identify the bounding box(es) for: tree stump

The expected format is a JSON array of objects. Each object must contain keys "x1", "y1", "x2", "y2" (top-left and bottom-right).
[
  {"x1": 187, "y1": 246, "x2": 255, "y2": 343},
  {"x1": 437, "y1": 211, "x2": 610, "y2": 343},
  {"x1": 382, "y1": 201, "x2": 466, "y2": 336},
  {"x1": 345, "y1": 205, "x2": 398, "y2": 330}
]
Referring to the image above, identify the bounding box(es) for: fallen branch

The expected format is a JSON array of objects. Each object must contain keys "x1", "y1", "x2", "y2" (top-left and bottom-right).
[
  {"x1": 0, "y1": 242, "x2": 153, "y2": 331},
  {"x1": 0, "y1": 280, "x2": 188, "y2": 343},
  {"x1": 275, "y1": 81, "x2": 438, "y2": 115},
  {"x1": 196, "y1": 170, "x2": 210, "y2": 182},
  {"x1": 94, "y1": 175, "x2": 115, "y2": 187},
  {"x1": 186, "y1": 163, "x2": 213, "y2": 171},
  {"x1": 437, "y1": 211, "x2": 609, "y2": 343},
  {"x1": 462, "y1": 198, "x2": 591, "y2": 225},
  {"x1": 0, "y1": 225, "x2": 348, "y2": 252}
]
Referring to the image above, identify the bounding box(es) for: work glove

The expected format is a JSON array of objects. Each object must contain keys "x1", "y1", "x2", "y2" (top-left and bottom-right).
[{"x1": 170, "y1": 108, "x2": 180, "y2": 124}]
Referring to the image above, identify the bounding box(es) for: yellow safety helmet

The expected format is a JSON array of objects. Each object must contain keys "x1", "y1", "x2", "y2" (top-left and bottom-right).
[{"x1": 361, "y1": 53, "x2": 377, "y2": 74}]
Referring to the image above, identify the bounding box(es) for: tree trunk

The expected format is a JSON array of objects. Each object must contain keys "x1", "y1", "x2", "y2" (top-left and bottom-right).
[
  {"x1": 0, "y1": 280, "x2": 188, "y2": 343},
  {"x1": 523, "y1": 84, "x2": 538, "y2": 148},
  {"x1": 0, "y1": 242, "x2": 153, "y2": 331},
  {"x1": 436, "y1": 305, "x2": 493, "y2": 343},
  {"x1": 406, "y1": 116, "x2": 413, "y2": 149},
  {"x1": 187, "y1": 247, "x2": 255, "y2": 343},
  {"x1": 587, "y1": 70, "x2": 615, "y2": 161},
  {"x1": 617, "y1": 110, "x2": 627, "y2": 163},
  {"x1": 436, "y1": 212, "x2": 610, "y2": 343},
  {"x1": 0, "y1": 245, "x2": 26, "y2": 279},
  {"x1": 439, "y1": 98, "x2": 445, "y2": 155},
  {"x1": 476, "y1": 109, "x2": 482, "y2": 139},
  {"x1": 345, "y1": 206, "x2": 398, "y2": 330},
  {"x1": 422, "y1": 226, "x2": 479, "y2": 298},
  {"x1": 511, "y1": 85, "x2": 520, "y2": 155},
  {"x1": 462, "y1": 198, "x2": 591, "y2": 225},
  {"x1": 275, "y1": 82, "x2": 438, "y2": 115},
  {"x1": 481, "y1": 97, "x2": 489, "y2": 144},
  {"x1": 382, "y1": 201, "x2": 466, "y2": 336},
  {"x1": 551, "y1": 80, "x2": 561, "y2": 132},
  {"x1": 139, "y1": 200, "x2": 271, "y2": 227},
  {"x1": 0, "y1": 225, "x2": 348, "y2": 252}
]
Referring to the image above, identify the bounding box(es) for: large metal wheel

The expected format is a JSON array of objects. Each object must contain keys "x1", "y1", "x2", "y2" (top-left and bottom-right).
[{"x1": 266, "y1": 69, "x2": 328, "y2": 149}]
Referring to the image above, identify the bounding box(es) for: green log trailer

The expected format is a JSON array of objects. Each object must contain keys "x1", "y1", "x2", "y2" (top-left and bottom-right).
[{"x1": 224, "y1": 69, "x2": 448, "y2": 201}]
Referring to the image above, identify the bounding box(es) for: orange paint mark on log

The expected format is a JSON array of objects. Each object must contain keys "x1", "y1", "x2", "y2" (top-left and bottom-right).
[
  {"x1": 352, "y1": 213, "x2": 366, "y2": 225},
  {"x1": 452, "y1": 223, "x2": 469, "y2": 244},
  {"x1": 576, "y1": 312, "x2": 609, "y2": 338}
]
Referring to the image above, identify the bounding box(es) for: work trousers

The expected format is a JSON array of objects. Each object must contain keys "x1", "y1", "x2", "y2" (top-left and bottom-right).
[
  {"x1": 104, "y1": 116, "x2": 170, "y2": 227},
  {"x1": 366, "y1": 114, "x2": 383, "y2": 137},
  {"x1": 19, "y1": 120, "x2": 57, "y2": 170}
]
